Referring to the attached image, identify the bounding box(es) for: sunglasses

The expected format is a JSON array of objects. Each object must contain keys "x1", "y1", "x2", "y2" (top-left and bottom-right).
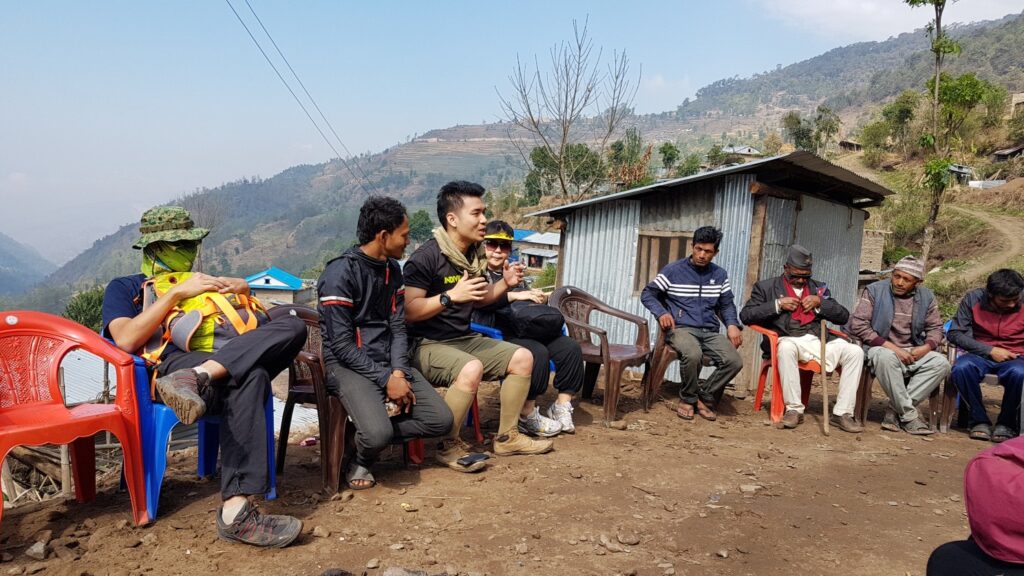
[
  {"x1": 787, "y1": 271, "x2": 812, "y2": 280},
  {"x1": 484, "y1": 240, "x2": 512, "y2": 251}
]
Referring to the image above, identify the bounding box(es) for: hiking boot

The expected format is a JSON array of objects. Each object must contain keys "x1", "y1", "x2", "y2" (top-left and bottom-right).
[
  {"x1": 546, "y1": 402, "x2": 576, "y2": 434},
  {"x1": 831, "y1": 413, "x2": 864, "y2": 434},
  {"x1": 434, "y1": 438, "x2": 487, "y2": 473},
  {"x1": 781, "y1": 410, "x2": 803, "y2": 429},
  {"x1": 155, "y1": 368, "x2": 209, "y2": 425},
  {"x1": 216, "y1": 498, "x2": 301, "y2": 548},
  {"x1": 901, "y1": 417, "x2": 935, "y2": 436},
  {"x1": 518, "y1": 406, "x2": 562, "y2": 437},
  {"x1": 493, "y1": 428, "x2": 554, "y2": 456},
  {"x1": 880, "y1": 409, "x2": 900, "y2": 432}
]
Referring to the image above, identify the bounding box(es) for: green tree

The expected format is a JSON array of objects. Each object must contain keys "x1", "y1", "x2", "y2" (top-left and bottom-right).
[
  {"x1": 812, "y1": 105, "x2": 842, "y2": 154},
  {"x1": 781, "y1": 111, "x2": 814, "y2": 151},
  {"x1": 905, "y1": 0, "x2": 960, "y2": 153},
  {"x1": 706, "y1": 144, "x2": 727, "y2": 168},
  {"x1": 677, "y1": 153, "x2": 702, "y2": 177},
  {"x1": 927, "y1": 72, "x2": 991, "y2": 151},
  {"x1": 608, "y1": 128, "x2": 652, "y2": 189},
  {"x1": 657, "y1": 142, "x2": 680, "y2": 172},
  {"x1": 881, "y1": 90, "x2": 920, "y2": 157},
  {"x1": 63, "y1": 285, "x2": 105, "y2": 332},
  {"x1": 920, "y1": 156, "x2": 952, "y2": 264},
  {"x1": 408, "y1": 209, "x2": 434, "y2": 242},
  {"x1": 1009, "y1": 110, "x2": 1024, "y2": 142},
  {"x1": 527, "y1": 144, "x2": 604, "y2": 199},
  {"x1": 980, "y1": 83, "x2": 1009, "y2": 129},
  {"x1": 860, "y1": 120, "x2": 891, "y2": 150}
]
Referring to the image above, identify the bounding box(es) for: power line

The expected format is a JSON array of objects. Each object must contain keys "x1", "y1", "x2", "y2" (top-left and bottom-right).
[
  {"x1": 223, "y1": 0, "x2": 377, "y2": 195},
  {"x1": 242, "y1": 0, "x2": 379, "y2": 193}
]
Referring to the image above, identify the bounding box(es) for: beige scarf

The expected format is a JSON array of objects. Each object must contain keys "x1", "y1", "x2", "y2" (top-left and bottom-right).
[{"x1": 432, "y1": 227, "x2": 486, "y2": 277}]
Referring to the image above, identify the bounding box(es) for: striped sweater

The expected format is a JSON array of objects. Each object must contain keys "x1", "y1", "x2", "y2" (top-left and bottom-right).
[{"x1": 640, "y1": 257, "x2": 740, "y2": 331}]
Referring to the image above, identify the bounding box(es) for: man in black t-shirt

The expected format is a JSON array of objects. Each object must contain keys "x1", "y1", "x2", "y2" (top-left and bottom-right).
[
  {"x1": 102, "y1": 206, "x2": 305, "y2": 548},
  {"x1": 404, "y1": 181, "x2": 554, "y2": 466}
]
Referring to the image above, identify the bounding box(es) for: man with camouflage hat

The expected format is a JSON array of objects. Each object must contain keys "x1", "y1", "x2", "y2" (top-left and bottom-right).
[
  {"x1": 102, "y1": 206, "x2": 307, "y2": 548},
  {"x1": 849, "y1": 256, "x2": 948, "y2": 435}
]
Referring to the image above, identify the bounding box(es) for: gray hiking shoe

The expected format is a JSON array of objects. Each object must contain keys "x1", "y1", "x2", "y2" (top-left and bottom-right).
[
  {"x1": 155, "y1": 368, "x2": 209, "y2": 425},
  {"x1": 518, "y1": 407, "x2": 562, "y2": 437},
  {"x1": 830, "y1": 413, "x2": 864, "y2": 433},
  {"x1": 546, "y1": 402, "x2": 576, "y2": 434},
  {"x1": 881, "y1": 409, "x2": 900, "y2": 432},
  {"x1": 901, "y1": 417, "x2": 935, "y2": 436},
  {"x1": 781, "y1": 410, "x2": 803, "y2": 429},
  {"x1": 494, "y1": 428, "x2": 554, "y2": 456}
]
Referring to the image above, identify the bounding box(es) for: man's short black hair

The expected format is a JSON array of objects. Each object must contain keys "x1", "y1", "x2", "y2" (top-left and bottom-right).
[
  {"x1": 693, "y1": 226, "x2": 723, "y2": 250},
  {"x1": 986, "y1": 268, "x2": 1024, "y2": 299},
  {"x1": 357, "y1": 196, "x2": 407, "y2": 245},
  {"x1": 437, "y1": 181, "x2": 485, "y2": 230},
  {"x1": 484, "y1": 220, "x2": 513, "y2": 238}
]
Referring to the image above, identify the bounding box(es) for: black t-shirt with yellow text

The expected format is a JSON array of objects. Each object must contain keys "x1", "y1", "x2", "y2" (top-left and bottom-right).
[{"x1": 403, "y1": 238, "x2": 475, "y2": 341}]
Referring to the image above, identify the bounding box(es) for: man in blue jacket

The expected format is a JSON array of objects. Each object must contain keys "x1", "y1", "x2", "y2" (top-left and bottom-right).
[{"x1": 641, "y1": 226, "x2": 743, "y2": 421}]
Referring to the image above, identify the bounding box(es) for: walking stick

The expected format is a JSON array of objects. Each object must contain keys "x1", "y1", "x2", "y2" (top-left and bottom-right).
[{"x1": 820, "y1": 319, "x2": 830, "y2": 436}]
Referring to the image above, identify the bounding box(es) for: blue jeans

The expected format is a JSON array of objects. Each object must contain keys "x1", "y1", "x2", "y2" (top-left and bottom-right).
[{"x1": 950, "y1": 354, "x2": 1024, "y2": 429}]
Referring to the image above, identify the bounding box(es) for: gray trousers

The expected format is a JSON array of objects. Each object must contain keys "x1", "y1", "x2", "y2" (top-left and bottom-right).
[
  {"x1": 867, "y1": 347, "x2": 950, "y2": 422},
  {"x1": 324, "y1": 362, "x2": 453, "y2": 469},
  {"x1": 666, "y1": 327, "x2": 743, "y2": 406}
]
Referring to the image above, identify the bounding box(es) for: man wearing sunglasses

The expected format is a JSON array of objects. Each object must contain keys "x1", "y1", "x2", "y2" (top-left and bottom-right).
[{"x1": 740, "y1": 244, "x2": 864, "y2": 432}]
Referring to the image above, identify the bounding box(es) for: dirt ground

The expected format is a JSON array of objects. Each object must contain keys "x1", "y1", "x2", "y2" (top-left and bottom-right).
[{"x1": 0, "y1": 376, "x2": 995, "y2": 576}]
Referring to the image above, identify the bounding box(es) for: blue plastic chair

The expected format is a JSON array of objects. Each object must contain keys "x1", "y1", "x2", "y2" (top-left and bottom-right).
[{"x1": 129, "y1": 354, "x2": 276, "y2": 521}]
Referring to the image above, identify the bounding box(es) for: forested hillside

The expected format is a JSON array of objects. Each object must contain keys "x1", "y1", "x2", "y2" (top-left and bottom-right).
[{"x1": 0, "y1": 232, "x2": 55, "y2": 296}]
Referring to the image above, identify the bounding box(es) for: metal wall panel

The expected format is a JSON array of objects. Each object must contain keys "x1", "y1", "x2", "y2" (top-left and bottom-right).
[
  {"x1": 639, "y1": 181, "x2": 716, "y2": 231},
  {"x1": 712, "y1": 174, "x2": 756, "y2": 310},
  {"x1": 760, "y1": 197, "x2": 799, "y2": 280},
  {"x1": 793, "y1": 195, "x2": 866, "y2": 311}
]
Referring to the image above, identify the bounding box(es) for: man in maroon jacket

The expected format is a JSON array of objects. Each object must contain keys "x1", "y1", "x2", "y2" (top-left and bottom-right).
[{"x1": 948, "y1": 269, "x2": 1024, "y2": 443}]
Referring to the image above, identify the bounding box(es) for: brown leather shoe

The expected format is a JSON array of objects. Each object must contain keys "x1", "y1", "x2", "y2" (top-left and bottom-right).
[
  {"x1": 831, "y1": 413, "x2": 864, "y2": 433},
  {"x1": 781, "y1": 410, "x2": 803, "y2": 429}
]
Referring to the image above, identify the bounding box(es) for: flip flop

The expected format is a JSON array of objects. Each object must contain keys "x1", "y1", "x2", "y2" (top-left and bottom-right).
[
  {"x1": 696, "y1": 400, "x2": 718, "y2": 422},
  {"x1": 345, "y1": 462, "x2": 376, "y2": 490},
  {"x1": 676, "y1": 403, "x2": 695, "y2": 421}
]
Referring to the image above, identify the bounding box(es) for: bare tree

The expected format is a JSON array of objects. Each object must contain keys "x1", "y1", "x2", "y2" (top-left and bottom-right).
[{"x1": 498, "y1": 18, "x2": 639, "y2": 201}]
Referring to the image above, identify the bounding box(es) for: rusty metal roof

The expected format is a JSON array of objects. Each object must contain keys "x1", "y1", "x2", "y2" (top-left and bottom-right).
[{"x1": 527, "y1": 150, "x2": 892, "y2": 218}]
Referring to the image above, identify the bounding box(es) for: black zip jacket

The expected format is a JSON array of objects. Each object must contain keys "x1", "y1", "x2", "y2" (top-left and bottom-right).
[{"x1": 317, "y1": 247, "x2": 409, "y2": 388}]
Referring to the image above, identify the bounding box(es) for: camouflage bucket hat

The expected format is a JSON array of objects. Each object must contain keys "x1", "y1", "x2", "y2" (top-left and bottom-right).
[{"x1": 132, "y1": 206, "x2": 210, "y2": 249}]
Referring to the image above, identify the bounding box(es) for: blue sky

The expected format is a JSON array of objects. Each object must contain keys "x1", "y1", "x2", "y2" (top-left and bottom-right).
[{"x1": 1, "y1": 0, "x2": 1020, "y2": 263}]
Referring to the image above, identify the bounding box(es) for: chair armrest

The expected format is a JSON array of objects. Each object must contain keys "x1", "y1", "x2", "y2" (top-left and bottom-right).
[
  {"x1": 590, "y1": 305, "x2": 650, "y2": 351},
  {"x1": 563, "y1": 316, "x2": 610, "y2": 359},
  {"x1": 470, "y1": 323, "x2": 504, "y2": 341}
]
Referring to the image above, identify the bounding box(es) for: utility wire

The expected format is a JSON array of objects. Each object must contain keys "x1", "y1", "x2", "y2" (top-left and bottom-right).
[
  {"x1": 242, "y1": 0, "x2": 379, "y2": 193},
  {"x1": 223, "y1": 0, "x2": 376, "y2": 195}
]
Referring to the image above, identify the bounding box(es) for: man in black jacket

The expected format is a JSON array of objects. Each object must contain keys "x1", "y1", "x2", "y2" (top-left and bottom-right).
[
  {"x1": 318, "y1": 196, "x2": 461, "y2": 489},
  {"x1": 740, "y1": 245, "x2": 864, "y2": 432}
]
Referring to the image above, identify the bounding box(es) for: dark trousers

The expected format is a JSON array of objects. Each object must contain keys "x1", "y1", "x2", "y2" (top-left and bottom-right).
[
  {"x1": 325, "y1": 362, "x2": 452, "y2": 469},
  {"x1": 927, "y1": 539, "x2": 1024, "y2": 576},
  {"x1": 157, "y1": 315, "x2": 307, "y2": 499},
  {"x1": 951, "y1": 354, "x2": 1024, "y2": 429},
  {"x1": 508, "y1": 335, "x2": 584, "y2": 401},
  {"x1": 666, "y1": 327, "x2": 743, "y2": 406}
]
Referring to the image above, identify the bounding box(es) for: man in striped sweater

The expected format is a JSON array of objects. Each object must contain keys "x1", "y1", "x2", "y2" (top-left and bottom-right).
[{"x1": 641, "y1": 226, "x2": 744, "y2": 421}]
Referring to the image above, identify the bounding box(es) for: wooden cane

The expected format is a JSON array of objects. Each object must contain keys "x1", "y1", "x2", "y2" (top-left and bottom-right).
[{"x1": 820, "y1": 319, "x2": 830, "y2": 436}]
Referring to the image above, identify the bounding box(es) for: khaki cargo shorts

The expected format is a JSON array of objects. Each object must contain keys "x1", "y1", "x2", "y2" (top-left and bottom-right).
[{"x1": 413, "y1": 333, "x2": 521, "y2": 387}]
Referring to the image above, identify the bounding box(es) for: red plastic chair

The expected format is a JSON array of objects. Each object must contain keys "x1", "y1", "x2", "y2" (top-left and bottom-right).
[
  {"x1": 749, "y1": 323, "x2": 858, "y2": 424},
  {"x1": 0, "y1": 311, "x2": 148, "y2": 526}
]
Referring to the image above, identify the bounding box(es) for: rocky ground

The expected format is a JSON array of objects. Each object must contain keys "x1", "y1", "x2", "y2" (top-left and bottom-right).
[{"x1": 0, "y1": 377, "x2": 994, "y2": 576}]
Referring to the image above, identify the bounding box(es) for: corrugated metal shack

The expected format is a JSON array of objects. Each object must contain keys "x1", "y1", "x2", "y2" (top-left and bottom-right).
[{"x1": 528, "y1": 151, "x2": 892, "y2": 391}]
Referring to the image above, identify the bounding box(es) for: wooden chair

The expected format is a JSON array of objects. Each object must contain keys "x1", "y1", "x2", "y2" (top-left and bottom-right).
[
  {"x1": 548, "y1": 286, "x2": 652, "y2": 424},
  {"x1": 267, "y1": 304, "x2": 426, "y2": 493}
]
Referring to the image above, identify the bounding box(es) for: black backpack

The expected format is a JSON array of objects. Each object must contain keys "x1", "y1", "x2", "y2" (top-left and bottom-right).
[{"x1": 509, "y1": 301, "x2": 565, "y2": 342}]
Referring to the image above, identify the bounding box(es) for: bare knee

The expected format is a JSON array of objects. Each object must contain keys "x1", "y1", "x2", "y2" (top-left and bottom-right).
[
  {"x1": 453, "y1": 360, "x2": 484, "y2": 393},
  {"x1": 508, "y1": 347, "x2": 534, "y2": 377}
]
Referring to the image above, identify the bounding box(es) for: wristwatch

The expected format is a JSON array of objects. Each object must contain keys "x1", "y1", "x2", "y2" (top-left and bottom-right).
[{"x1": 439, "y1": 292, "x2": 452, "y2": 308}]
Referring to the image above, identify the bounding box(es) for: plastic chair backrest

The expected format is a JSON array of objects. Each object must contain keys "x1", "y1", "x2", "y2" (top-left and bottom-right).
[{"x1": 0, "y1": 311, "x2": 134, "y2": 410}]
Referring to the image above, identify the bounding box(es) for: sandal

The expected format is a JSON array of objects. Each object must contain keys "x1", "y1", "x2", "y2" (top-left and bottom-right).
[
  {"x1": 345, "y1": 462, "x2": 376, "y2": 490},
  {"x1": 992, "y1": 424, "x2": 1017, "y2": 443},
  {"x1": 696, "y1": 400, "x2": 718, "y2": 422},
  {"x1": 676, "y1": 403, "x2": 695, "y2": 421},
  {"x1": 969, "y1": 423, "x2": 992, "y2": 442}
]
